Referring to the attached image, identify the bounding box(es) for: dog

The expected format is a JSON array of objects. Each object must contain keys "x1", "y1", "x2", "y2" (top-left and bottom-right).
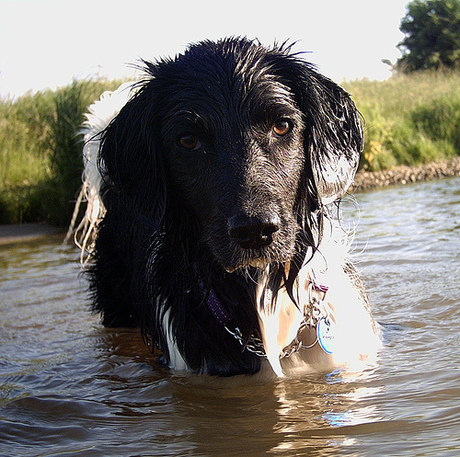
[{"x1": 72, "y1": 37, "x2": 381, "y2": 377}]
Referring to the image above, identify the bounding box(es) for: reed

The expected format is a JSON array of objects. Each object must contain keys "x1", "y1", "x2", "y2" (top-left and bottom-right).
[{"x1": 0, "y1": 79, "x2": 122, "y2": 224}]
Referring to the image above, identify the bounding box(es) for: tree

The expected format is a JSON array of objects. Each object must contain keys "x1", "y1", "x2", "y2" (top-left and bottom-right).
[{"x1": 396, "y1": 0, "x2": 460, "y2": 72}]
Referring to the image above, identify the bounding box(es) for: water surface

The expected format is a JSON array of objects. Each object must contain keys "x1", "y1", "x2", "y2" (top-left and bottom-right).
[{"x1": 1, "y1": 177, "x2": 459, "y2": 456}]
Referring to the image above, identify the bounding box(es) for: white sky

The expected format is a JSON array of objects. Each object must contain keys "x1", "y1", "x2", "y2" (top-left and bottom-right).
[{"x1": 0, "y1": 0, "x2": 409, "y2": 99}]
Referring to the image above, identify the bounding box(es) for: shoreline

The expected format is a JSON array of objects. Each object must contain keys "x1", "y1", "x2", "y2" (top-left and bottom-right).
[
  {"x1": 0, "y1": 223, "x2": 63, "y2": 246},
  {"x1": 351, "y1": 157, "x2": 460, "y2": 191},
  {"x1": 1, "y1": 158, "x2": 459, "y2": 245}
]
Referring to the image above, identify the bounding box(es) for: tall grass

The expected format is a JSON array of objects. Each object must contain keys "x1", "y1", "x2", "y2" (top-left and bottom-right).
[
  {"x1": 42, "y1": 80, "x2": 102, "y2": 226},
  {"x1": 0, "y1": 79, "x2": 122, "y2": 224},
  {"x1": 344, "y1": 70, "x2": 460, "y2": 171},
  {"x1": 0, "y1": 71, "x2": 459, "y2": 225}
]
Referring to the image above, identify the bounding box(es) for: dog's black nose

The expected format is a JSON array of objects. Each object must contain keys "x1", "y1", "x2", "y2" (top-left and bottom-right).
[{"x1": 228, "y1": 214, "x2": 280, "y2": 249}]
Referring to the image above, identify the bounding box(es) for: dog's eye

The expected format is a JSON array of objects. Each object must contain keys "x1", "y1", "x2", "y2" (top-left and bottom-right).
[
  {"x1": 178, "y1": 135, "x2": 201, "y2": 151},
  {"x1": 273, "y1": 119, "x2": 292, "y2": 137}
]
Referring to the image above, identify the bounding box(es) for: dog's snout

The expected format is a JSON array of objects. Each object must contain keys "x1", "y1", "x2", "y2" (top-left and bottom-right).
[{"x1": 228, "y1": 214, "x2": 280, "y2": 250}]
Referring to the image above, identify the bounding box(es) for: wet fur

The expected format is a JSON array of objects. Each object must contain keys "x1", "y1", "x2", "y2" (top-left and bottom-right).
[{"x1": 83, "y1": 38, "x2": 366, "y2": 376}]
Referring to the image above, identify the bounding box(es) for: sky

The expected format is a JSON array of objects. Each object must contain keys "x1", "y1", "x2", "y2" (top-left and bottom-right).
[{"x1": 0, "y1": 0, "x2": 410, "y2": 99}]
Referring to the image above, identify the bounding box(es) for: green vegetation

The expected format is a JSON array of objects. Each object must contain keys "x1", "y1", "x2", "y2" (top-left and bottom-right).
[
  {"x1": 344, "y1": 70, "x2": 459, "y2": 171},
  {"x1": 396, "y1": 0, "x2": 460, "y2": 73},
  {"x1": 0, "y1": 71, "x2": 459, "y2": 225},
  {"x1": 0, "y1": 79, "x2": 122, "y2": 224}
]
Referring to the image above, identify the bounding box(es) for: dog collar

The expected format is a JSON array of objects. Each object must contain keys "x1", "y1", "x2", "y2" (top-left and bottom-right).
[
  {"x1": 199, "y1": 275, "x2": 266, "y2": 357},
  {"x1": 281, "y1": 271, "x2": 336, "y2": 357},
  {"x1": 207, "y1": 289, "x2": 267, "y2": 358},
  {"x1": 206, "y1": 287, "x2": 232, "y2": 327},
  {"x1": 206, "y1": 268, "x2": 335, "y2": 359}
]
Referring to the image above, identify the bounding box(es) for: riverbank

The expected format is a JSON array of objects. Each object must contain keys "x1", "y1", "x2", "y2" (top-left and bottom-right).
[
  {"x1": 0, "y1": 223, "x2": 63, "y2": 246},
  {"x1": 351, "y1": 157, "x2": 460, "y2": 191}
]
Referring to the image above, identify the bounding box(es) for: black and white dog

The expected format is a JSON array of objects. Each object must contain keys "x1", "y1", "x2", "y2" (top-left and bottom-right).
[{"x1": 74, "y1": 38, "x2": 380, "y2": 377}]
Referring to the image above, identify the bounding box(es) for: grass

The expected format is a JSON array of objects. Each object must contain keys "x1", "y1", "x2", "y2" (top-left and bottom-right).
[
  {"x1": 0, "y1": 79, "x2": 123, "y2": 224},
  {"x1": 0, "y1": 70, "x2": 459, "y2": 225},
  {"x1": 343, "y1": 70, "x2": 460, "y2": 171}
]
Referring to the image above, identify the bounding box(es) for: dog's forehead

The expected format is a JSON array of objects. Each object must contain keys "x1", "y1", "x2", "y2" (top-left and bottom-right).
[
  {"x1": 156, "y1": 45, "x2": 296, "y2": 100},
  {"x1": 156, "y1": 56, "x2": 300, "y2": 127}
]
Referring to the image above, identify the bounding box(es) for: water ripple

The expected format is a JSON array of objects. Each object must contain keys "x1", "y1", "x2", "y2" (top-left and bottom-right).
[{"x1": 1, "y1": 177, "x2": 459, "y2": 456}]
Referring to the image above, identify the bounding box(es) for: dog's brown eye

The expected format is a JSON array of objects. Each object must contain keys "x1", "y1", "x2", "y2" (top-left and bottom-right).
[
  {"x1": 178, "y1": 135, "x2": 201, "y2": 150},
  {"x1": 273, "y1": 120, "x2": 292, "y2": 136}
]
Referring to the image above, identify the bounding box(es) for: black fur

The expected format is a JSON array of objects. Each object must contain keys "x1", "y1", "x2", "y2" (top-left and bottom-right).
[{"x1": 89, "y1": 37, "x2": 363, "y2": 376}]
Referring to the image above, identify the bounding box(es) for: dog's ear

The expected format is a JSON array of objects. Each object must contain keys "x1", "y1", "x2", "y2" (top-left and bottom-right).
[
  {"x1": 99, "y1": 84, "x2": 166, "y2": 223},
  {"x1": 291, "y1": 64, "x2": 363, "y2": 205}
]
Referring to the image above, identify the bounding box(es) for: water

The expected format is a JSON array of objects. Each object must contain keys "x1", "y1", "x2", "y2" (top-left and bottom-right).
[{"x1": 1, "y1": 177, "x2": 459, "y2": 457}]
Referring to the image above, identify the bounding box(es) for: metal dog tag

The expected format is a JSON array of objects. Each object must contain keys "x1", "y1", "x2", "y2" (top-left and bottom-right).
[{"x1": 317, "y1": 318, "x2": 336, "y2": 354}]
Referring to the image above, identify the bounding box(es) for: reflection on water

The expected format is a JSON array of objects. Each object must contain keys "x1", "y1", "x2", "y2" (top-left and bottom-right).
[{"x1": 1, "y1": 178, "x2": 459, "y2": 456}]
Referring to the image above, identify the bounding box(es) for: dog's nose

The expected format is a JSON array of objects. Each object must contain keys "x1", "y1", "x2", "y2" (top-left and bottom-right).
[{"x1": 228, "y1": 214, "x2": 280, "y2": 249}]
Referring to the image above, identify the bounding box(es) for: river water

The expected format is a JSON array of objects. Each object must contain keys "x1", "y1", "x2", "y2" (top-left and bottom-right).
[{"x1": 1, "y1": 177, "x2": 459, "y2": 457}]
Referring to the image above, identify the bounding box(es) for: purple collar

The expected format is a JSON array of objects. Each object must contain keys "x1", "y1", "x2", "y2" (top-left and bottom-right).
[{"x1": 207, "y1": 287, "x2": 232, "y2": 327}]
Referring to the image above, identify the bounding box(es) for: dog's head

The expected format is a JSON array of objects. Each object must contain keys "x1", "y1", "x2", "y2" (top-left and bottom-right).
[{"x1": 100, "y1": 38, "x2": 362, "y2": 272}]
